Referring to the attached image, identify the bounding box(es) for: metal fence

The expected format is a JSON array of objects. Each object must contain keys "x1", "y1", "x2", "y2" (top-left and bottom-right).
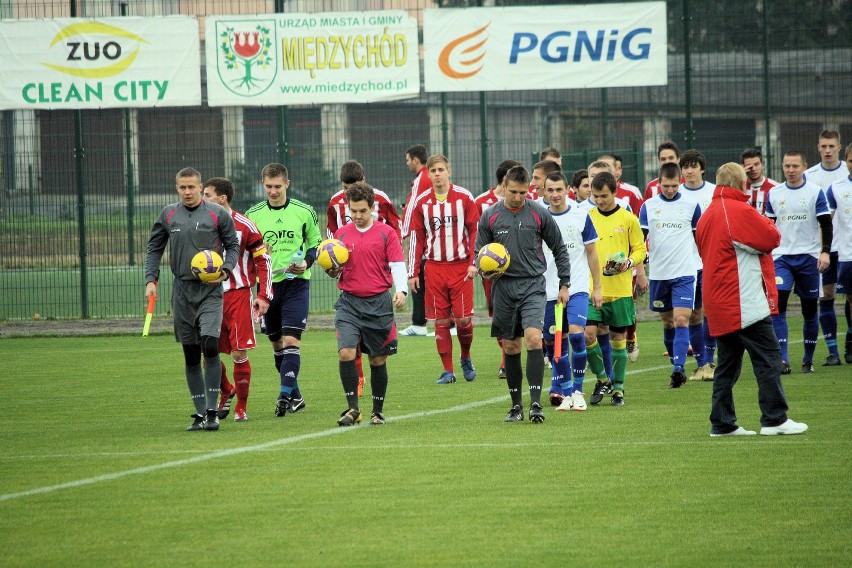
[{"x1": 1, "y1": 0, "x2": 850, "y2": 320}]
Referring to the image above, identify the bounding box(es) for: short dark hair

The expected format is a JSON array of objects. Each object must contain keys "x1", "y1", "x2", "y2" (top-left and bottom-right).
[
  {"x1": 571, "y1": 169, "x2": 589, "y2": 189},
  {"x1": 819, "y1": 129, "x2": 840, "y2": 142},
  {"x1": 204, "y1": 177, "x2": 234, "y2": 203},
  {"x1": 533, "y1": 160, "x2": 561, "y2": 176},
  {"x1": 505, "y1": 165, "x2": 530, "y2": 186},
  {"x1": 405, "y1": 144, "x2": 428, "y2": 165},
  {"x1": 261, "y1": 163, "x2": 288, "y2": 180},
  {"x1": 659, "y1": 162, "x2": 681, "y2": 181},
  {"x1": 845, "y1": 142, "x2": 852, "y2": 159},
  {"x1": 539, "y1": 147, "x2": 561, "y2": 161},
  {"x1": 740, "y1": 148, "x2": 764, "y2": 164},
  {"x1": 495, "y1": 159, "x2": 522, "y2": 185},
  {"x1": 783, "y1": 150, "x2": 807, "y2": 164},
  {"x1": 176, "y1": 167, "x2": 201, "y2": 183},
  {"x1": 590, "y1": 171, "x2": 617, "y2": 193},
  {"x1": 658, "y1": 141, "x2": 679, "y2": 158},
  {"x1": 545, "y1": 171, "x2": 568, "y2": 186},
  {"x1": 345, "y1": 181, "x2": 375, "y2": 208},
  {"x1": 679, "y1": 150, "x2": 706, "y2": 172},
  {"x1": 339, "y1": 160, "x2": 365, "y2": 184}
]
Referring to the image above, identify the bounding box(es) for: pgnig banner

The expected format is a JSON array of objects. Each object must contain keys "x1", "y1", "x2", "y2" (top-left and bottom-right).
[
  {"x1": 0, "y1": 16, "x2": 201, "y2": 110},
  {"x1": 423, "y1": 2, "x2": 667, "y2": 93},
  {"x1": 205, "y1": 11, "x2": 420, "y2": 106}
]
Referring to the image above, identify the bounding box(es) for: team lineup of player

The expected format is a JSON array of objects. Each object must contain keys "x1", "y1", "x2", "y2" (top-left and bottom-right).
[{"x1": 144, "y1": 128, "x2": 851, "y2": 430}]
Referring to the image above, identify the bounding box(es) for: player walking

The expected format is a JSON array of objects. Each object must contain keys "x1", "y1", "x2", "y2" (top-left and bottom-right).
[
  {"x1": 202, "y1": 178, "x2": 272, "y2": 422},
  {"x1": 407, "y1": 154, "x2": 480, "y2": 384},
  {"x1": 766, "y1": 151, "x2": 833, "y2": 373},
  {"x1": 639, "y1": 163, "x2": 702, "y2": 387},
  {"x1": 246, "y1": 163, "x2": 322, "y2": 416},
  {"x1": 539, "y1": 171, "x2": 602, "y2": 411},
  {"x1": 327, "y1": 182, "x2": 408, "y2": 426},
  {"x1": 475, "y1": 165, "x2": 572, "y2": 423},
  {"x1": 145, "y1": 168, "x2": 239, "y2": 431}
]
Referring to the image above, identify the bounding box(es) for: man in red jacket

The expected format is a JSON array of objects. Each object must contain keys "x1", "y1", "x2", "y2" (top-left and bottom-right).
[{"x1": 695, "y1": 163, "x2": 807, "y2": 437}]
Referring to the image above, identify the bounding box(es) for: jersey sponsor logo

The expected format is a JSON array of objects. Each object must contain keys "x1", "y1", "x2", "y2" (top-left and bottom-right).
[
  {"x1": 429, "y1": 215, "x2": 459, "y2": 231},
  {"x1": 779, "y1": 214, "x2": 809, "y2": 222},
  {"x1": 654, "y1": 221, "x2": 686, "y2": 230},
  {"x1": 263, "y1": 229, "x2": 296, "y2": 246}
]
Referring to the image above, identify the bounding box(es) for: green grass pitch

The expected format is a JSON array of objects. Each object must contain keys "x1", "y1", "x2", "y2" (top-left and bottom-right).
[{"x1": 0, "y1": 318, "x2": 849, "y2": 566}]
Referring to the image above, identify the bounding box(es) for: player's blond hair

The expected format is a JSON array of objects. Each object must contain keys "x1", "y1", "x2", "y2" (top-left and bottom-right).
[{"x1": 715, "y1": 162, "x2": 747, "y2": 189}]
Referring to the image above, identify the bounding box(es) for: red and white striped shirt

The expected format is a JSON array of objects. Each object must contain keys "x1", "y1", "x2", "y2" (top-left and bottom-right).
[
  {"x1": 749, "y1": 177, "x2": 778, "y2": 216},
  {"x1": 407, "y1": 184, "x2": 480, "y2": 278},
  {"x1": 617, "y1": 180, "x2": 644, "y2": 214},
  {"x1": 474, "y1": 187, "x2": 502, "y2": 213},
  {"x1": 224, "y1": 210, "x2": 272, "y2": 303},
  {"x1": 326, "y1": 187, "x2": 401, "y2": 240},
  {"x1": 401, "y1": 166, "x2": 434, "y2": 238}
]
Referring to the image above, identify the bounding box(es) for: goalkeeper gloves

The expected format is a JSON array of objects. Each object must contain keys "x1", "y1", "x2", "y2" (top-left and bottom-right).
[{"x1": 603, "y1": 257, "x2": 634, "y2": 276}]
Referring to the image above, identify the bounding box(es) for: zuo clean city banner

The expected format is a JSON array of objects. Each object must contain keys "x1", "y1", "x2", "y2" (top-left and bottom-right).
[
  {"x1": 205, "y1": 11, "x2": 420, "y2": 106},
  {"x1": 0, "y1": 17, "x2": 201, "y2": 110},
  {"x1": 423, "y1": 2, "x2": 667, "y2": 92}
]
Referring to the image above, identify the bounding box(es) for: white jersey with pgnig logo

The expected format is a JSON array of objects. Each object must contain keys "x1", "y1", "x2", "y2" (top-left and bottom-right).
[
  {"x1": 639, "y1": 193, "x2": 702, "y2": 280},
  {"x1": 806, "y1": 162, "x2": 848, "y2": 252},
  {"x1": 542, "y1": 203, "x2": 598, "y2": 301},
  {"x1": 765, "y1": 180, "x2": 830, "y2": 258},
  {"x1": 826, "y1": 176, "x2": 852, "y2": 261}
]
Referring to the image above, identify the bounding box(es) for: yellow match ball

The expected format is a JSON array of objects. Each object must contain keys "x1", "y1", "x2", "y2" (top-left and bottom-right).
[
  {"x1": 190, "y1": 250, "x2": 224, "y2": 283},
  {"x1": 476, "y1": 243, "x2": 511, "y2": 274},
  {"x1": 316, "y1": 238, "x2": 350, "y2": 270}
]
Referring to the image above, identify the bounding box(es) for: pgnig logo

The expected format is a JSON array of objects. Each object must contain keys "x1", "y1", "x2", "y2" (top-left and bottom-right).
[
  {"x1": 438, "y1": 23, "x2": 653, "y2": 80},
  {"x1": 215, "y1": 20, "x2": 277, "y2": 96},
  {"x1": 439, "y1": 22, "x2": 490, "y2": 79}
]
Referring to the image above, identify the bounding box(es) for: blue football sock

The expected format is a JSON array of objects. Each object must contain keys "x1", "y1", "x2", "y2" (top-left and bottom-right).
[
  {"x1": 279, "y1": 346, "x2": 301, "y2": 396},
  {"x1": 803, "y1": 315, "x2": 819, "y2": 363},
  {"x1": 689, "y1": 323, "x2": 705, "y2": 367},
  {"x1": 673, "y1": 326, "x2": 690, "y2": 370},
  {"x1": 772, "y1": 313, "x2": 789, "y2": 362},
  {"x1": 570, "y1": 333, "x2": 587, "y2": 393},
  {"x1": 819, "y1": 298, "x2": 839, "y2": 357},
  {"x1": 598, "y1": 333, "x2": 613, "y2": 379},
  {"x1": 663, "y1": 327, "x2": 675, "y2": 364},
  {"x1": 703, "y1": 318, "x2": 716, "y2": 365}
]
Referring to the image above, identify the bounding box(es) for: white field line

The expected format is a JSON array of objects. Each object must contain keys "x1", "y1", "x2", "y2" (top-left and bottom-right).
[{"x1": 0, "y1": 349, "x2": 813, "y2": 503}]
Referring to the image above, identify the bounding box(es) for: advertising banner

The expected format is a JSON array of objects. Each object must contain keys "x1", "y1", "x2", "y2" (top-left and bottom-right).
[
  {"x1": 205, "y1": 12, "x2": 420, "y2": 106},
  {"x1": 0, "y1": 17, "x2": 201, "y2": 110},
  {"x1": 423, "y1": 2, "x2": 667, "y2": 92}
]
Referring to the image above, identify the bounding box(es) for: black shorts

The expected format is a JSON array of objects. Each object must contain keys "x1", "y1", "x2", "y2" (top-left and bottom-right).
[
  {"x1": 490, "y1": 275, "x2": 546, "y2": 340},
  {"x1": 334, "y1": 291, "x2": 398, "y2": 357},
  {"x1": 263, "y1": 278, "x2": 310, "y2": 335},
  {"x1": 821, "y1": 251, "x2": 839, "y2": 287}
]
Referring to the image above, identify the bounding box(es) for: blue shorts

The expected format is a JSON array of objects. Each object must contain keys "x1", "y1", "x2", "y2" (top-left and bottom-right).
[
  {"x1": 774, "y1": 254, "x2": 820, "y2": 299},
  {"x1": 821, "y1": 251, "x2": 839, "y2": 286},
  {"x1": 263, "y1": 278, "x2": 310, "y2": 335},
  {"x1": 543, "y1": 294, "x2": 589, "y2": 340},
  {"x1": 694, "y1": 270, "x2": 704, "y2": 310},
  {"x1": 648, "y1": 276, "x2": 696, "y2": 312},
  {"x1": 837, "y1": 260, "x2": 852, "y2": 294}
]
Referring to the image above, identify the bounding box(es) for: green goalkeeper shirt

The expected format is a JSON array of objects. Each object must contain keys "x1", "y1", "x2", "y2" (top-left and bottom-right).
[{"x1": 246, "y1": 197, "x2": 322, "y2": 283}]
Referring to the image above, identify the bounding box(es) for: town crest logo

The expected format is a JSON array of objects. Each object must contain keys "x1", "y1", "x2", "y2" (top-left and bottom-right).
[{"x1": 215, "y1": 20, "x2": 276, "y2": 97}]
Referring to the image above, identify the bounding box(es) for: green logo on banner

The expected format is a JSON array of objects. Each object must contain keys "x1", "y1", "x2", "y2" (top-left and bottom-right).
[{"x1": 216, "y1": 20, "x2": 276, "y2": 97}]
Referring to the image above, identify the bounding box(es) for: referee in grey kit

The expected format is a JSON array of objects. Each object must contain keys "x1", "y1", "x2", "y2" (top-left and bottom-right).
[
  {"x1": 475, "y1": 165, "x2": 571, "y2": 424},
  {"x1": 145, "y1": 167, "x2": 239, "y2": 432}
]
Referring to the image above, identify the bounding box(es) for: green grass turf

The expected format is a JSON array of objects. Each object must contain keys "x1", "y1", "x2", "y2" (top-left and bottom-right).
[{"x1": 0, "y1": 318, "x2": 849, "y2": 566}]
